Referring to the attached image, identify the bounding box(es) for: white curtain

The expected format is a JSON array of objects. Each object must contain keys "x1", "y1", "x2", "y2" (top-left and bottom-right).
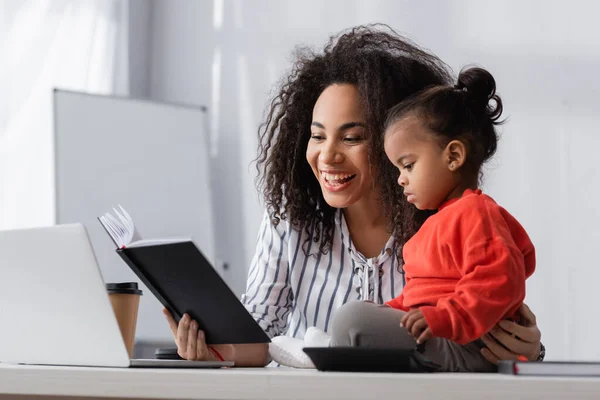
[{"x1": 0, "y1": 0, "x2": 128, "y2": 229}]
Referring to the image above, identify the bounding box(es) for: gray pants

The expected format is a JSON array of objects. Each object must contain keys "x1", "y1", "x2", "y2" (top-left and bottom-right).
[{"x1": 330, "y1": 300, "x2": 496, "y2": 372}]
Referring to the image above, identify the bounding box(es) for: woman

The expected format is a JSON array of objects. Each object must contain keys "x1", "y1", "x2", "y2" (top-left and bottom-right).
[{"x1": 164, "y1": 24, "x2": 543, "y2": 367}]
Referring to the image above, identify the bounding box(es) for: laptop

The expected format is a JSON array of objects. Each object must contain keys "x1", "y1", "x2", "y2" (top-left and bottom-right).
[{"x1": 0, "y1": 223, "x2": 232, "y2": 368}]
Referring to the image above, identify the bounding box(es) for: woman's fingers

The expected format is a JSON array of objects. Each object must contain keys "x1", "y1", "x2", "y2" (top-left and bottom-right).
[
  {"x1": 497, "y1": 326, "x2": 541, "y2": 361},
  {"x1": 196, "y1": 330, "x2": 209, "y2": 360},
  {"x1": 489, "y1": 326, "x2": 531, "y2": 356},
  {"x1": 162, "y1": 310, "x2": 208, "y2": 360},
  {"x1": 497, "y1": 319, "x2": 540, "y2": 343},
  {"x1": 187, "y1": 320, "x2": 198, "y2": 360},
  {"x1": 480, "y1": 333, "x2": 519, "y2": 362},
  {"x1": 481, "y1": 347, "x2": 501, "y2": 365},
  {"x1": 481, "y1": 320, "x2": 542, "y2": 362},
  {"x1": 177, "y1": 314, "x2": 191, "y2": 358}
]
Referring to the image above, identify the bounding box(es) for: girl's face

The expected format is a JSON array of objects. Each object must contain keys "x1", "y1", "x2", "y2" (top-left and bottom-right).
[
  {"x1": 306, "y1": 84, "x2": 376, "y2": 209},
  {"x1": 384, "y1": 116, "x2": 460, "y2": 210}
]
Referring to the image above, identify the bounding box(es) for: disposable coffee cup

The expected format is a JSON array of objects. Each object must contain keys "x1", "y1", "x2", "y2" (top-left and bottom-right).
[{"x1": 106, "y1": 282, "x2": 143, "y2": 358}]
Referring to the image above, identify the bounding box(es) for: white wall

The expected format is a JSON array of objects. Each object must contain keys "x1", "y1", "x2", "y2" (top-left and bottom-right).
[{"x1": 142, "y1": 0, "x2": 600, "y2": 361}]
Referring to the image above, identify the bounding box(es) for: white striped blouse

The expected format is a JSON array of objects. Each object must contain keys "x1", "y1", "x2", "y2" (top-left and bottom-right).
[{"x1": 241, "y1": 210, "x2": 406, "y2": 340}]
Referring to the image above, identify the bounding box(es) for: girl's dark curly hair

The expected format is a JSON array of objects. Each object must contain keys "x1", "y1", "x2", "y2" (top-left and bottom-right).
[
  {"x1": 256, "y1": 24, "x2": 453, "y2": 259},
  {"x1": 384, "y1": 66, "x2": 504, "y2": 185}
]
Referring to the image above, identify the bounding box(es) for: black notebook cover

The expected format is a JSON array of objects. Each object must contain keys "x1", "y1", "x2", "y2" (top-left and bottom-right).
[{"x1": 116, "y1": 241, "x2": 270, "y2": 345}]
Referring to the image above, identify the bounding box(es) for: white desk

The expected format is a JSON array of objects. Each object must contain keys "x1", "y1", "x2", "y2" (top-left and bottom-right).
[{"x1": 1, "y1": 363, "x2": 599, "y2": 400}]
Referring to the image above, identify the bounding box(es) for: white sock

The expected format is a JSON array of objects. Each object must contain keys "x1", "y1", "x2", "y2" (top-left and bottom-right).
[
  {"x1": 304, "y1": 326, "x2": 332, "y2": 347},
  {"x1": 268, "y1": 328, "x2": 332, "y2": 369},
  {"x1": 269, "y1": 335, "x2": 315, "y2": 369}
]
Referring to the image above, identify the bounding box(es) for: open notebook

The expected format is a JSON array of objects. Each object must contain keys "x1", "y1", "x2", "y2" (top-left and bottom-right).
[
  {"x1": 98, "y1": 205, "x2": 188, "y2": 248},
  {"x1": 98, "y1": 206, "x2": 270, "y2": 345}
]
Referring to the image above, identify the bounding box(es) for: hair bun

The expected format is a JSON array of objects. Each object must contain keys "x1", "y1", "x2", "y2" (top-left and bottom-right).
[{"x1": 455, "y1": 67, "x2": 502, "y2": 121}]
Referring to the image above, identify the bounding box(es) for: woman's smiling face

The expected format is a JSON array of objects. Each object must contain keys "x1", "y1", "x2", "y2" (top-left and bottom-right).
[{"x1": 306, "y1": 84, "x2": 376, "y2": 209}]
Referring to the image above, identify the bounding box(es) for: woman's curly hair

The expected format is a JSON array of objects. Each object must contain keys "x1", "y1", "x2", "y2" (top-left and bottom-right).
[{"x1": 255, "y1": 24, "x2": 453, "y2": 260}]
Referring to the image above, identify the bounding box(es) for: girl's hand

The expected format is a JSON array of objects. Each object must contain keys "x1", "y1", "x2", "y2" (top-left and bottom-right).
[
  {"x1": 163, "y1": 308, "x2": 216, "y2": 361},
  {"x1": 480, "y1": 303, "x2": 542, "y2": 363},
  {"x1": 401, "y1": 309, "x2": 432, "y2": 344}
]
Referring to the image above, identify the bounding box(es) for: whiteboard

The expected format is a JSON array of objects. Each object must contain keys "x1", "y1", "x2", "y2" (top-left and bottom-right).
[{"x1": 53, "y1": 89, "x2": 215, "y2": 341}]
